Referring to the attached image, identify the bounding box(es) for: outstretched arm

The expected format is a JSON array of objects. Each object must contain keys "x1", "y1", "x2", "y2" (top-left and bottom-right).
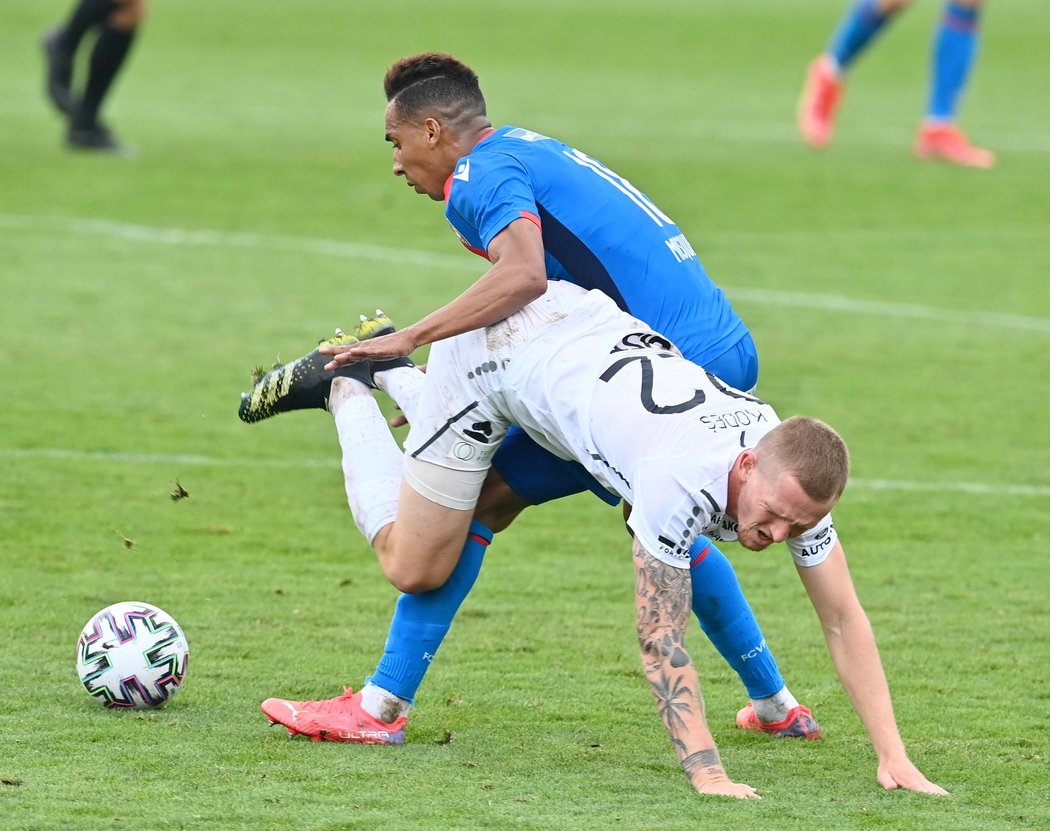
[
  {"x1": 796, "y1": 540, "x2": 948, "y2": 795},
  {"x1": 322, "y1": 217, "x2": 547, "y2": 366},
  {"x1": 632, "y1": 538, "x2": 759, "y2": 799}
]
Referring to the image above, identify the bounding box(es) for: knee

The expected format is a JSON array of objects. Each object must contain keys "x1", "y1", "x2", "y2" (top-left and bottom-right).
[
  {"x1": 382, "y1": 564, "x2": 444, "y2": 595},
  {"x1": 879, "y1": 0, "x2": 913, "y2": 12},
  {"x1": 375, "y1": 537, "x2": 451, "y2": 593},
  {"x1": 473, "y1": 470, "x2": 528, "y2": 533}
]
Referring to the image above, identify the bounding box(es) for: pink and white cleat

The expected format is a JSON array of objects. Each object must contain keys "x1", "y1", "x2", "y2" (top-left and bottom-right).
[
  {"x1": 914, "y1": 123, "x2": 996, "y2": 169},
  {"x1": 736, "y1": 701, "x2": 822, "y2": 740},
  {"x1": 797, "y1": 55, "x2": 844, "y2": 149},
  {"x1": 261, "y1": 687, "x2": 406, "y2": 744}
]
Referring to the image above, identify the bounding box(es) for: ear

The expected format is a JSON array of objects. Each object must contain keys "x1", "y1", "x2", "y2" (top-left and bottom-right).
[
  {"x1": 423, "y1": 116, "x2": 442, "y2": 147},
  {"x1": 737, "y1": 449, "x2": 758, "y2": 480}
]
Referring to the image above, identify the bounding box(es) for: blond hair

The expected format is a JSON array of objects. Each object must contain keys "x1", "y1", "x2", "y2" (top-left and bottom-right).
[{"x1": 755, "y1": 416, "x2": 850, "y2": 505}]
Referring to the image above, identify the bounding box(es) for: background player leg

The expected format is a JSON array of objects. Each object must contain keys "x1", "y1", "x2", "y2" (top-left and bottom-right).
[
  {"x1": 43, "y1": 0, "x2": 119, "y2": 115},
  {"x1": 914, "y1": 0, "x2": 995, "y2": 167},
  {"x1": 67, "y1": 1, "x2": 146, "y2": 152},
  {"x1": 688, "y1": 538, "x2": 820, "y2": 738},
  {"x1": 798, "y1": 0, "x2": 911, "y2": 148}
]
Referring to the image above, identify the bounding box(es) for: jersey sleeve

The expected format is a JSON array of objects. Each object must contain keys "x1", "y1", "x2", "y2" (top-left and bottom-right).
[
  {"x1": 625, "y1": 457, "x2": 717, "y2": 569},
  {"x1": 787, "y1": 514, "x2": 838, "y2": 567},
  {"x1": 446, "y1": 153, "x2": 540, "y2": 252}
]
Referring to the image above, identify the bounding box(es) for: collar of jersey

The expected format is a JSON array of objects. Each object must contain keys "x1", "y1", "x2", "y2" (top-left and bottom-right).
[{"x1": 443, "y1": 128, "x2": 498, "y2": 201}]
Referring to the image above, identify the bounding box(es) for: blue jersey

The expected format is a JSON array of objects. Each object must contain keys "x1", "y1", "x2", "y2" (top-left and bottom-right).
[{"x1": 443, "y1": 126, "x2": 748, "y2": 367}]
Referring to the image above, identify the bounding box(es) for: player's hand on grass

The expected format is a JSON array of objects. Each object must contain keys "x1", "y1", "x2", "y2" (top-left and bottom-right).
[
  {"x1": 877, "y1": 758, "x2": 949, "y2": 795},
  {"x1": 690, "y1": 770, "x2": 760, "y2": 800},
  {"x1": 321, "y1": 330, "x2": 417, "y2": 369}
]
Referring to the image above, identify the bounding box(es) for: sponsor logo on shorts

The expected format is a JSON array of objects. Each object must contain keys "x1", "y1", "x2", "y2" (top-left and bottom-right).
[
  {"x1": 463, "y1": 420, "x2": 493, "y2": 443},
  {"x1": 450, "y1": 442, "x2": 495, "y2": 463}
]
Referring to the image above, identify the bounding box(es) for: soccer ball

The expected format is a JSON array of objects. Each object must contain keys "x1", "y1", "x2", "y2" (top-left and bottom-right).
[{"x1": 75, "y1": 601, "x2": 189, "y2": 709}]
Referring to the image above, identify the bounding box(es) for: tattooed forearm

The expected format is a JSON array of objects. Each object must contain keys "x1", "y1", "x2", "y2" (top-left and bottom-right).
[
  {"x1": 634, "y1": 539, "x2": 692, "y2": 626},
  {"x1": 634, "y1": 540, "x2": 720, "y2": 769}
]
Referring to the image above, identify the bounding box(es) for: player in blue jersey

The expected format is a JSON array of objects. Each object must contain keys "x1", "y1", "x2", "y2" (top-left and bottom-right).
[
  {"x1": 798, "y1": 0, "x2": 994, "y2": 168},
  {"x1": 248, "y1": 53, "x2": 815, "y2": 742}
]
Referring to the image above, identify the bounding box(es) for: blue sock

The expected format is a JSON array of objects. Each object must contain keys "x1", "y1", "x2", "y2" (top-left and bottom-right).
[
  {"x1": 689, "y1": 536, "x2": 785, "y2": 700},
  {"x1": 368, "y1": 521, "x2": 493, "y2": 702},
  {"x1": 827, "y1": 0, "x2": 897, "y2": 71},
  {"x1": 927, "y1": 2, "x2": 980, "y2": 121}
]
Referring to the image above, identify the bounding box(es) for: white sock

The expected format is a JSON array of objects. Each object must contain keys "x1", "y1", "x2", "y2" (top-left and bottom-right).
[
  {"x1": 752, "y1": 686, "x2": 800, "y2": 723},
  {"x1": 330, "y1": 378, "x2": 403, "y2": 543},
  {"x1": 360, "y1": 682, "x2": 411, "y2": 723},
  {"x1": 374, "y1": 365, "x2": 426, "y2": 425}
]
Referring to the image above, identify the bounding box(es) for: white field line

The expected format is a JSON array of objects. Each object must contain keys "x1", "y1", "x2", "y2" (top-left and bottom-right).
[
  {"x1": 726, "y1": 287, "x2": 1050, "y2": 334},
  {"x1": 3, "y1": 212, "x2": 1049, "y2": 335},
  {"x1": 0, "y1": 213, "x2": 469, "y2": 271},
  {"x1": 3, "y1": 447, "x2": 1049, "y2": 499}
]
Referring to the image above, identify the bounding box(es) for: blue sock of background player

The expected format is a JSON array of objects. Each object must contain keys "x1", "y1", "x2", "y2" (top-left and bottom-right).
[
  {"x1": 361, "y1": 530, "x2": 796, "y2": 725},
  {"x1": 827, "y1": 0, "x2": 898, "y2": 72},
  {"x1": 927, "y1": 2, "x2": 981, "y2": 123},
  {"x1": 808, "y1": 0, "x2": 993, "y2": 165}
]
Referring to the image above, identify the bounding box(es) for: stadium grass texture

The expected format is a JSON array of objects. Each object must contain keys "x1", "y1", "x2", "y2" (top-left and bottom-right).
[{"x1": 1, "y1": 1, "x2": 1047, "y2": 829}]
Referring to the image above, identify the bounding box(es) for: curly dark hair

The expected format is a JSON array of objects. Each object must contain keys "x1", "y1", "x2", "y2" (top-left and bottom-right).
[{"x1": 383, "y1": 52, "x2": 486, "y2": 122}]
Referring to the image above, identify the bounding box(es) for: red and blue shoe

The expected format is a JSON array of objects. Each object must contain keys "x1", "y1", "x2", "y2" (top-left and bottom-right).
[
  {"x1": 735, "y1": 701, "x2": 822, "y2": 740},
  {"x1": 261, "y1": 687, "x2": 406, "y2": 744}
]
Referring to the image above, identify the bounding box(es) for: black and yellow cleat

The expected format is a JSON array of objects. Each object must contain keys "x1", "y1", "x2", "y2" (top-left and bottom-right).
[
  {"x1": 239, "y1": 330, "x2": 375, "y2": 424},
  {"x1": 348, "y1": 309, "x2": 416, "y2": 378},
  {"x1": 351, "y1": 309, "x2": 396, "y2": 341}
]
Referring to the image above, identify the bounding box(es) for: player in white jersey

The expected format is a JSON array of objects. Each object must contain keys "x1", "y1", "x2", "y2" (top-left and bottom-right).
[
  {"x1": 409, "y1": 285, "x2": 839, "y2": 573},
  {"x1": 251, "y1": 280, "x2": 947, "y2": 797}
]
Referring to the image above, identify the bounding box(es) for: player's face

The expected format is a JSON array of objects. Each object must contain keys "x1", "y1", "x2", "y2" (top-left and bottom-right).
[
  {"x1": 734, "y1": 466, "x2": 831, "y2": 552},
  {"x1": 384, "y1": 103, "x2": 448, "y2": 201}
]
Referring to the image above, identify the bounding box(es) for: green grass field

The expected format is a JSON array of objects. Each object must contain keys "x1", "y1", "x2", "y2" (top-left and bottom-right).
[{"x1": 2, "y1": 1, "x2": 1048, "y2": 829}]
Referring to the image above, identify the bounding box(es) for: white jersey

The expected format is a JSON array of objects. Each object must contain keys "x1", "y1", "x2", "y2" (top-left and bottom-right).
[{"x1": 405, "y1": 281, "x2": 837, "y2": 570}]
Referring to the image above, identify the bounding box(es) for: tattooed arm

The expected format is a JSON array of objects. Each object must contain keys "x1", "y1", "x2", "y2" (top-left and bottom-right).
[{"x1": 632, "y1": 538, "x2": 759, "y2": 799}]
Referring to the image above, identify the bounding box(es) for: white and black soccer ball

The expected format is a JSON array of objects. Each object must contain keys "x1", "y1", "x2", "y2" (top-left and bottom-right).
[{"x1": 75, "y1": 601, "x2": 189, "y2": 709}]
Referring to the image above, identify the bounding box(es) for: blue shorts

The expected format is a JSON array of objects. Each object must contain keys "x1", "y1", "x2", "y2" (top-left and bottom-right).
[{"x1": 493, "y1": 332, "x2": 759, "y2": 506}]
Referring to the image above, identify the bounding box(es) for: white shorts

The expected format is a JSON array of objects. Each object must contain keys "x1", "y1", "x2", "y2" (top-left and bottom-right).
[{"x1": 401, "y1": 281, "x2": 603, "y2": 509}]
